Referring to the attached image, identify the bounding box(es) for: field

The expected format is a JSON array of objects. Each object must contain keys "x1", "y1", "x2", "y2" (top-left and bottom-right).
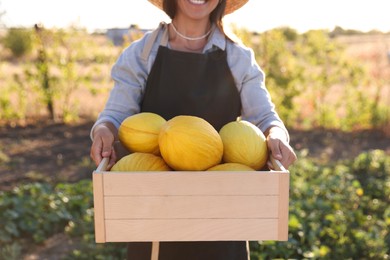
[
  {"x1": 1, "y1": 32, "x2": 389, "y2": 188},
  {"x1": 0, "y1": 30, "x2": 389, "y2": 258}
]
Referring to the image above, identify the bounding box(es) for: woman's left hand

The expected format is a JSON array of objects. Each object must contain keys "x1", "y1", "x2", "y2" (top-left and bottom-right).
[{"x1": 266, "y1": 127, "x2": 297, "y2": 170}]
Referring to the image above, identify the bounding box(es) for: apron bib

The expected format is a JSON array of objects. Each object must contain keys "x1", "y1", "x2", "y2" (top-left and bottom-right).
[
  {"x1": 141, "y1": 45, "x2": 241, "y2": 131},
  {"x1": 128, "y1": 27, "x2": 246, "y2": 260}
]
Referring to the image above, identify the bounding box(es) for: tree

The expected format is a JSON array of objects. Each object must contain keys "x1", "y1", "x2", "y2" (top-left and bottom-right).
[{"x1": 33, "y1": 24, "x2": 54, "y2": 120}]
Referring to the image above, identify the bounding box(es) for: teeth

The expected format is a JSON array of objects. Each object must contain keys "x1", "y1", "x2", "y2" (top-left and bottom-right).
[{"x1": 189, "y1": 0, "x2": 206, "y2": 5}]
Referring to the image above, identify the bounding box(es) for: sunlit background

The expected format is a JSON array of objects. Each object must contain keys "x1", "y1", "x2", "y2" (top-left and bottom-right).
[
  {"x1": 2, "y1": 0, "x2": 390, "y2": 33},
  {"x1": 0, "y1": 1, "x2": 390, "y2": 259}
]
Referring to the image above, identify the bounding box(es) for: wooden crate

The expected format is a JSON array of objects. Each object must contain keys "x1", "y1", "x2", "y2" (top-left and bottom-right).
[{"x1": 93, "y1": 157, "x2": 290, "y2": 243}]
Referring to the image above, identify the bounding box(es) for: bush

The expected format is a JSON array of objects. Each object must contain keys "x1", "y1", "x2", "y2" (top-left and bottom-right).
[
  {"x1": 0, "y1": 180, "x2": 126, "y2": 259},
  {"x1": 0, "y1": 182, "x2": 85, "y2": 244},
  {"x1": 3, "y1": 28, "x2": 33, "y2": 58},
  {"x1": 251, "y1": 150, "x2": 390, "y2": 259}
]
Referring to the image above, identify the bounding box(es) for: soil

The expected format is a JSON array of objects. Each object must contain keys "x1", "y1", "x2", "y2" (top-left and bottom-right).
[
  {"x1": 0, "y1": 119, "x2": 389, "y2": 259},
  {"x1": 0, "y1": 119, "x2": 96, "y2": 191}
]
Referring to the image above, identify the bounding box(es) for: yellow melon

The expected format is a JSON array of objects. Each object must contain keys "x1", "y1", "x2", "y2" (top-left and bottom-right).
[
  {"x1": 111, "y1": 152, "x2": 171, "y2": 171},
  {"x1": 219, "y1": 120, "x2": 268, "y2": 170},
  {"x1": 118, "y1": 112, "x2": 166, "y2": 155},
  {"x1": 158, "y1": 115, "x2": 223, "y2": 171},
  {"x1": 207, "y1": 163, "x2": 255, "y2": 171}
]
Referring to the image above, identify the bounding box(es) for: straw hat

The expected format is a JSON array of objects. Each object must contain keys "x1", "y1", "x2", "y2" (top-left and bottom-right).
[{"x1": 148, "y1": 0, "x2": 249, "y2": 15}]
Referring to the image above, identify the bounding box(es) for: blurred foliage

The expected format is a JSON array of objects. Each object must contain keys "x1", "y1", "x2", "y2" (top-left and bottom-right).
[
  {"x1": 2, "y1": 28, "x2": 33, "y2": 57},
  {"x1": 0, "y1": 180, "x2": 126, "y2": 259},
  {"x1": 0, "y1": 26, "x2": 116, "y2": 123},
  {"x1": 236, "y1": 27, "x2": 389, "y2": 130},
  {"x1": 0, "y1": 26, "x2": 389, "y2": 129},
  {"x1": 329, "y1": 26, "x2": 390, "y2": 37},
  {"x1": 0, "y1": 150, "x2": 389, "y2": 259},
  {"x1": 251, "y1": 149, "x2": 390, "y2": 259}
]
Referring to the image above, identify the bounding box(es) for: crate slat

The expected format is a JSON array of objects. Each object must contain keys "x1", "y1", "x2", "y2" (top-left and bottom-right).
[
  {"x1": 92, "y1": 173, "x2": 106, "y2": 243},
  {"x1": 105, "y1": 219, "x2": 279, "y2": 242},
  {"x1": 104, "y1": 195, "x2": 279, "y2": 219},
  {"x1": 278, "y1": 172, "x2": 290, "y2": 240},
  {"x1": 102, "y1": 171, "x2": 281, "y2": 196}
]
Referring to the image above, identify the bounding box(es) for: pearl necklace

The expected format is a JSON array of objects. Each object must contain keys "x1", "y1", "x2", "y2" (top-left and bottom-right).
[{"x1": 170, "y1": 23, "x2": 212, "y2": 41}]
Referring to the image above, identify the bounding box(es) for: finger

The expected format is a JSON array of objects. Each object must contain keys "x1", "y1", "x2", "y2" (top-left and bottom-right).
[
  {"x1": 280, "y1": 148, "x2": 297, "y2": 169},
  {"x1": 101, "y1": 136, "x2": 114, "y2": 158},
  {"x1": 280, "y1": 155, "x2": 291, "y2": 169},
  {"x1": 268, "y1": 140, "x2": 283, "y2": 161},
  {"x1": 107, "y1": 148, "x2": 117, "y2": 170},
  {"x1": 90, "y1": 139, "x2": 104, "y2": 166}
]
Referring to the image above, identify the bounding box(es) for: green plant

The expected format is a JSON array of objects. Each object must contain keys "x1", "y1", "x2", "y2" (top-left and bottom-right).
[
  {"x1": 253, "y1": 28, "x2": 305, "y2": 125},
  {"x1": 16, "y1": 26, "x2": 106, "y2": 122},
  {"x1": 0, "y1": 179, "x2": 126, "y2": 259},
  {"x1": 3, "y1": 28, "x2": 33, "y2": 58},
  {"x1": 0, "y1": 87, "x2": 16, "y2": 120},
  {"x1": 0, "y1": 183, "x2": 71, "y2": 244},
  {"x1": 247, "y1": 28, "x2": 378, "y2": 130},
  {"x1": 351, "y1": 149, "x2": 390, "y2": 216},
  {"x1": 0, "y1": 242, "x2": 22, "y2": 260},
  {"x1": 251, "y1": 150, "x2": 390, "y2": 259}
]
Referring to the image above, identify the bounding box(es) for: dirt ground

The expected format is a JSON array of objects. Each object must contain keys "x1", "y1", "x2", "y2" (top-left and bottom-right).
[
  {"x1": 0, "y1": 119, "x2": 96, "y2": 191},
  {"x1": 1, "y1": 119, "x2": 389, "y2": 192}
]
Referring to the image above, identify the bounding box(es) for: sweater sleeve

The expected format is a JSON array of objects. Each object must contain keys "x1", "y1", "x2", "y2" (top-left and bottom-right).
[{"x1": 227, "y1": 41, "x2": 289, "y2": 141}]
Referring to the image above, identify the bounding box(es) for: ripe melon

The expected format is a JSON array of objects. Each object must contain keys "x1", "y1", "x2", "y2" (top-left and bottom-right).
[
  {"x1": 207, "y1": 163, "x2": 255, "y2": 171},
  {"x1": 118, "y1": 112, "x2": 166, "y2": 155},
  {"x1": 219, "y1": 120, "x2": 268, "y2": 170},
  {"x1": 111, "y1": 152, "x2": 171, "y2": 171},
  {"x1": 158, "y1": 115, "x2": 223, "y2": 171}
]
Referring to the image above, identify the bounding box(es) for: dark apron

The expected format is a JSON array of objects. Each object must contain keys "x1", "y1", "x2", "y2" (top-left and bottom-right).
[
  {"x1": 141, "y1": 46, "x2": 241, "y2": 131},
  {"x1": 127, "y1": 44, "x2": 246, "y2": 260}
]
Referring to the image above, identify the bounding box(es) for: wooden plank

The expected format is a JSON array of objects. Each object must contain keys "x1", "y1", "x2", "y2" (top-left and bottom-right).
[
  {"x1": 151, "y1": 242, "x2": 159, "y2": 260},
  {"x1": 105, "y1": 219, "x2": 279, "y2": 242},
  {"x1": 278, "y1": 173, "x2": 290, "y2": 241},
  {"x1": 104, "y1": 195, "x2": 279, "y2": 219},
  {"x1": 103, "y1": 172, "x2": 281, "y2": 196},
  {"x1": 93, "y1": 172, "x2": 106, "y2": 243}
]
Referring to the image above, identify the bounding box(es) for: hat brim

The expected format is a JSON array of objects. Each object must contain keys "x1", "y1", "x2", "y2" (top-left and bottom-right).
[{"x1": 148, "y1": 0, "x2": 248, "y2": 15}]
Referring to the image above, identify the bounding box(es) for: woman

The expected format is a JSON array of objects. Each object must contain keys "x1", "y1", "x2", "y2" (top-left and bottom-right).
[{"x1": 90, "y1": 0, "x2": 296, "y2": 259}]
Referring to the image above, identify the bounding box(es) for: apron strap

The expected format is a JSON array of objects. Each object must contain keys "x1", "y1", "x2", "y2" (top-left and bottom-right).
[{"x1": 141, "y1": 22, "x2": 169, "y2": 61}]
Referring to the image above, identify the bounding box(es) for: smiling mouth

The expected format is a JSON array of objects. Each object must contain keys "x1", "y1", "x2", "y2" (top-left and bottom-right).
[{"x1": 188, "y1": 0, "x2": 207, "y2": 5}]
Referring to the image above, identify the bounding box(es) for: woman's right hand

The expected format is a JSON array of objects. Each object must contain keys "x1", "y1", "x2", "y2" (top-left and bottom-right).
[{"x1": 90, "y1": 123, "x2": 117, "y2": 170}]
